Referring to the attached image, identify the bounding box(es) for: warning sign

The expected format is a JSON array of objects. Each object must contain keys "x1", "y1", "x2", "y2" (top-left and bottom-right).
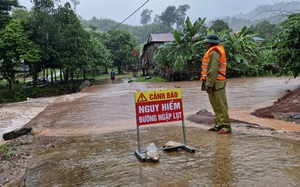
[
  {"x1": 134, "y1": 88, "x2": 184, "y2": 125},
  {"x1": 137, "y1": 93, "x2": 148, "y2": 102},
  {"x1": 134, "y1": 88, "x2": 182, "y2": 103}
]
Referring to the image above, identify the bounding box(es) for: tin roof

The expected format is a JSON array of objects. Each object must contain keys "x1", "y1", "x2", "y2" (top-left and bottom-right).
[
  {"x1": 147, "y1": 33, "x2": 174, "y2": 43},
  {"x1": 253, "y1": 37, "x2": 265, "y2": 41}
]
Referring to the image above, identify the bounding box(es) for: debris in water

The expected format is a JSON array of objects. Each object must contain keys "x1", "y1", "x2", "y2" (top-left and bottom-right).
[{"x1": 146, "y1": 143, "x2": 159, "y2": 162}]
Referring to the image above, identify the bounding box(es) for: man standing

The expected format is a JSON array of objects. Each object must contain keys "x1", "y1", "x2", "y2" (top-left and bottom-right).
[
  {"x1": 201, "y1": 34, "x2": 231, "y2": 134},
  {"x1": 111, "y1": 69, "x2": 115, "y2": 80}
]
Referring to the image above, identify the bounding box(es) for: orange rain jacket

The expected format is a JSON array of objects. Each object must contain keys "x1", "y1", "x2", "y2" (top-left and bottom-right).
[{"x1": 200, "y1": 44, "x2": 227, "y2": 81}]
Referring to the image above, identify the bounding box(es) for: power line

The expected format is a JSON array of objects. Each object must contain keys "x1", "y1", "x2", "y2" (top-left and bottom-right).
[{"x1": 111, "y1": 0, "x2": 150, "y2": 30}]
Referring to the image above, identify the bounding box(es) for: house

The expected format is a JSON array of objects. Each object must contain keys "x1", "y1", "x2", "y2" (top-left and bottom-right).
[
  {"x1": 140, "y1": 33, "x2": 174, "y2": 75},
  {"x1": 253, "y1": 36, "x2": 266, "y2": 46}
]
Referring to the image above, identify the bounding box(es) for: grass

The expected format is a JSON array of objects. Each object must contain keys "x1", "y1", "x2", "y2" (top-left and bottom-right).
[
  {"x1": 0, "y1": 143, "x2": 14, "y2": 160},
  {"x1": 134, "y1": 76, "x2": 167, "y2": 82},
  {"x1": 0, "y1": 79, "x2": 83, "y2": 103}
]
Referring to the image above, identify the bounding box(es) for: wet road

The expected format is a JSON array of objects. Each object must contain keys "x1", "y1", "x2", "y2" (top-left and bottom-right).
[
  {"x1": 26, "y1": 126, "x2": 300, "y2": 187},
  {"x1": 2, "y1": 76, "x2": 300, "y2": 186}
]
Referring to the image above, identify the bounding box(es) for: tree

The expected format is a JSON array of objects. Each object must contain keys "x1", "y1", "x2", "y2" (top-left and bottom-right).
[
  {"x1": 254, "y1": 2, "x2": 300, "y2": 24},
  {"x1": 86, "y1": 31, "x2": 112, "y2": 77},
  {"x1": 210, "y1": 19, "x2": 231, "y2": 33},
  {"x1": 54, "y1": 2, "x2": 90, "y2": 82},
  {"x1": 175, "y1": 5, "x2": 190, "y2": 30},
  {"x1": 271, "y1": 13, "x2": 300, "y2": 78},
  {"x1": 71, "y1": 0, "x2": 80, "y2": 12},
  {"x1": 28, "y1": 0, "x2": 59, "y2": 85},
  {"x1": 252, "y1": 20, "x2": 280, "y2": 40},
  {"x1": 102, "y1": 29, "x2": 138, "y2": 74},
  {"x1": 0, "y1": 19, "x2": 40, "y2": 92},
  {"x1": 154, "y1": 17, "x2": 207, "y2": 80},
  {"x1": 140, "y1": 9, "x2": 152, "y2": 25},
  {"x1": 222, "y1": 26, "x2": 261, "y2": 77},
  {"x1": 153, "y1": 14, "x2": 161, "y2": 23},
  {"x1": 172, "y1": 17, "x2": 207, "y2": 65},
  {"x1": 0, "y1": 0, "x2": 20, "y2": 29},
  {"x1": 160, "y1": 6, "x2": 178, "y2": 27}
]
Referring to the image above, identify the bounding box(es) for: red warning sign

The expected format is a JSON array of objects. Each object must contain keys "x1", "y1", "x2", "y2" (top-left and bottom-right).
[{"x1": 134, "y1": 89, "x2": 184, "y2": 126}]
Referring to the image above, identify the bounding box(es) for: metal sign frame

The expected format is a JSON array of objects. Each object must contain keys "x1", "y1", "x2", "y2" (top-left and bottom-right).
[{"x1": 133, "y1": 88, "x2": 195, "y2": 162}]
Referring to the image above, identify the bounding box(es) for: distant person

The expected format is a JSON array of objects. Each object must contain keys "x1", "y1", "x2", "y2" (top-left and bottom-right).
[
  {"x1": 201, "y1": 34, "x2": 231, "y2": 134},
  {"x1": 110, "y1": 69, "x2": 115, "y2": 80}
]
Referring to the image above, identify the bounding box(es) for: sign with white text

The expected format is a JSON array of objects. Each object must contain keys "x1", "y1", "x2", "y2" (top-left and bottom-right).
[{"x1": 134, "y1": 88, "x2": 184, "y2": 126}]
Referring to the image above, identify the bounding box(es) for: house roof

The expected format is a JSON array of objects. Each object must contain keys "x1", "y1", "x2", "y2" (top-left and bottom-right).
[
  {"x1": 147, "y1": 33, "x2": 174, "y2": 43},
  {"x1": 253, "y1": 37, "x2": 266, "y2": 41}
]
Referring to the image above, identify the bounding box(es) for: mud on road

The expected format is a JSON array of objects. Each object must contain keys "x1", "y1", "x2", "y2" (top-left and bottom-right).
[{"x1": 1, "y1": 76, "x2": 300, "y2": 186}]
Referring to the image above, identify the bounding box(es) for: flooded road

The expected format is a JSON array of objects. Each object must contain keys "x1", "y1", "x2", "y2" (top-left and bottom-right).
[
  {"x1": 26, "y1": 126, "x2": 300, "y2": 187},
  {"x1": 1, "y1": 76, "x2": 300, "y2": 186}
]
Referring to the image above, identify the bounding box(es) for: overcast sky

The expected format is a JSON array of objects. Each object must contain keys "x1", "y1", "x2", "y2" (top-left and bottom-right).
[{"x1": 19, "y1": 0, "x2": 290, "y2": 25}]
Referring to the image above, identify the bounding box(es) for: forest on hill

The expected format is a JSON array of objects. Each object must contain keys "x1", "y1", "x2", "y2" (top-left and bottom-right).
[{"x1": 80, "y1": 1, "x2": 300, "y2": 45}]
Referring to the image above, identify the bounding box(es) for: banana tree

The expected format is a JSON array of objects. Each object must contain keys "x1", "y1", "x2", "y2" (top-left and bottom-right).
[
  {"x1": 172, "y1": 17, "x2": 207, "y2": 65},
  {"x1": 222, "y1": 26, "x2": 261, "y2": 77},
  {"x1": 153, "y1": 17, "x2": 208, "y2": 81}
]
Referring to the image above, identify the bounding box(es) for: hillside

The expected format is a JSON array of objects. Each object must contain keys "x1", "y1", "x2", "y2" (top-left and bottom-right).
[
  {"x1": 81, "y1": 1, "x2": 300, "y2": 44},
  {"x1": 215, "y1": 1, "x2": 300, "y2": 31}
]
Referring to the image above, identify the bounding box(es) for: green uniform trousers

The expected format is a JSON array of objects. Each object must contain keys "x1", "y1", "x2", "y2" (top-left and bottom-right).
[{"x1": 208, "y1": 87, "x2": 231, "y2": 131}]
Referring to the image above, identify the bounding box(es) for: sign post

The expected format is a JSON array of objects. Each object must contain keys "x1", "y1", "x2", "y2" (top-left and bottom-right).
[{"x1": 134, "y1": 88, "x2": 195, "y2": 162}]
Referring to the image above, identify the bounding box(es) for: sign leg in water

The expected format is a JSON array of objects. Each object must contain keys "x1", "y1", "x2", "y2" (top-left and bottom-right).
[{"x1": 133, "y1": 88, "x2": 195, "y2": 162}]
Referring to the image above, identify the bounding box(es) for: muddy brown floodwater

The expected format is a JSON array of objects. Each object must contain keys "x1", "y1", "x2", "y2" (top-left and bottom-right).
[{"x1": 2, "y1": 76, "x2": 300, "y2": 186}]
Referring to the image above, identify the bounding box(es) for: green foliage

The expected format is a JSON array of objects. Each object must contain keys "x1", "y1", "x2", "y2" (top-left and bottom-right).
[
  {"x1": 140, "y1": 9, "x2": 153, "y2": 25},
  {"x1": 0, "y1": 19, "x2": 40, "y2": 92},
  {"x1": 87, "y1": 34, "x2": 112, "y2": 70},
  {"x1": 81, "y1": 17, "x2": 171, "y2": 45},
  {"x1": 160, "y1": 6, "x2": 179, "y2": 27},
  {"x1": 249, "y1": 20, "x2": 280, "y2": 40},
  {"x1": 270, "y1": 13, "x2": 300, "y2": 78},
  {"x1": 0, "y1": 0, "x2": 20, "y2": 29},
  {"x1": 0, "y1": 142, "x2": 14, "y2": 160},
  {"x1": 0, "y1": 80, "x2": 82, "y2": 103},
  {"x1": 210, "y1": 19, "x2": 231, "y2": 33},
  {"x1": 80, "y1": 5, "x2": 190, "y2": 45},
  {"x1": 55, "y1": 3, "x2": 90, "y2": 78},
  {"x1": 258, "y1": 49, "x2": 279, "y2": 76},
  {"x1": 101, "y1": 29, "x2": 138, "y2": 74},
  {"x1": 222, "y1": 26, "x2": 261, "y2": 77},
  {"x1": 154, "y1": 17, "x2": 206, "y2": 80},
  {"x1": 0, "y1": 0, "x2": 296, "y2": 104}
]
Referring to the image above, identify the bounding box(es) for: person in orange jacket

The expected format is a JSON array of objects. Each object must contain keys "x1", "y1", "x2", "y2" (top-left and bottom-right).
[{"x1": 201, "y1": 34, "x2": 231, "y2": 134}]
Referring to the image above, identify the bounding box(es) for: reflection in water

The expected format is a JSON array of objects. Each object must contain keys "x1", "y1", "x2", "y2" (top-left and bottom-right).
[
  {"x1": 92, "y1": 77, "x2": 130, "y2": 85},
  {"x1": 26, "y1": 126, "x2": 300, "y2": 186},
  {"x1": 209, "y1": 135, "x2": 234, "y2": 186}
]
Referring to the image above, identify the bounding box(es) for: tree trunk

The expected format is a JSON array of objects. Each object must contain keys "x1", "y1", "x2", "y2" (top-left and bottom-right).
[
  {"x1": 83, "y1": 68, "x2": 86, "y2": 80},
  {"x1": 50, "y1": 69, "x2": 54, "y2": 84},
  {"x1": 33, "y1": 63, "x2": 38, "y2": 88},
  {"x1": 3, "y1": 127, "x2": 32, "y2": 141},
  {"x1": 60, "y1": 67, "x2": 63, "y2": 81},
  {"x1": 64, "y1": 68, "x2": 69, "y2": 83}
]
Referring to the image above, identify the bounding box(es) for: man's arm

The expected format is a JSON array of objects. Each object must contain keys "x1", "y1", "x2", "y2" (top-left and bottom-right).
[{"x1": 206, "y1": 51, "x2": 220, "y2": 88}]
